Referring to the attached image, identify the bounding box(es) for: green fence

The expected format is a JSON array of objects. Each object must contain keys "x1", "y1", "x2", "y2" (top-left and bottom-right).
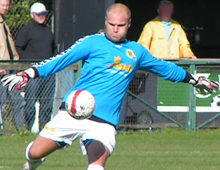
[
  {"x1": 1, "y1": 60, "x2": 220, "y2": 133},
  {"x1": 120, "y1": 59, "x2": 220, "y2": 131}
]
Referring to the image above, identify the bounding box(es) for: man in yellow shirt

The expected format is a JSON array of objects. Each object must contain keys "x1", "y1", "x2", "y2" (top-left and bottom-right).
[{"x1": 138, "y1": 0, "x2": 197, "y2": 60}]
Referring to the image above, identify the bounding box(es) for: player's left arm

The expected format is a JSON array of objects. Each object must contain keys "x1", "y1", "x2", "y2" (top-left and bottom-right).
[
  {"x1": 182, "y1": 71, "x2": 219, "y2": 95},
  {"x1": 138, "y1": 45, "x2": 219, "y2": 94}
]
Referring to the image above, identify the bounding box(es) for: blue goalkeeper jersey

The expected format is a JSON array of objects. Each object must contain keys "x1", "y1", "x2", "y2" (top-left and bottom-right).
[{"x1": 33, "y1": 33, "x2": 186, "y2": 126}]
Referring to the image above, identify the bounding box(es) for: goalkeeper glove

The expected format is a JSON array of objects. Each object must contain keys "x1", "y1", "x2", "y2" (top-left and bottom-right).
[
  {"x1": 189, "y1": 74, "x2": 219, "y2": 95},
  {"x1": 1, "y1": 68, "x2": 36, "y2": 91}
]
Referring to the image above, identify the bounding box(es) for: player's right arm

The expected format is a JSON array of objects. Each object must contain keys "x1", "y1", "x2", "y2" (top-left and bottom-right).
[{"x1": 1, "y1": 35, "x2": 93, "y2": 91}]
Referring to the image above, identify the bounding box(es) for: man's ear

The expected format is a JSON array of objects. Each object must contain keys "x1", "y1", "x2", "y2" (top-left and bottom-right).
[
  {"x1": 128, "y1": 19, "x2": 131, "y2": 28},
  {"x1": 30, "y1": 13, "x2": 34, "y2": 19},
  {"x1": 105, "y1": 16, "x2": 107, "y2": 25}
]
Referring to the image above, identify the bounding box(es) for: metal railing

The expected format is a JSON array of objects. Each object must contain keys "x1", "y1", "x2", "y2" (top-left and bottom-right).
[
  {"x1": 1, "y1": 59, "x2": 220, "y2": 132},
  {"x1": 120, "y1": 59, "x2": 220, "y2": 131}
]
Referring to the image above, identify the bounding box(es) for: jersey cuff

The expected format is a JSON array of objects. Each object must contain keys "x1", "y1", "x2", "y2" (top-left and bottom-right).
[
  {"x1": 32, "y1": 67, "x2": 39, "y2": 78},
  {"x1": 182, "y1": 71, "x2": 194, "y2": 83}
]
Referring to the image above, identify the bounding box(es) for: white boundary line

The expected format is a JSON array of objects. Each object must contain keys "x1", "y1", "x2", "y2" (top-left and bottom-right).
[
  {"x1": 115, "y1": 151, "x2": 220, "y2": 155},
  {"x1": 157, "y1": 106, "x2": 220, "y2": 112},
  {"x1": 0, "y1": 166, "x2": 10, "y2": 169}
]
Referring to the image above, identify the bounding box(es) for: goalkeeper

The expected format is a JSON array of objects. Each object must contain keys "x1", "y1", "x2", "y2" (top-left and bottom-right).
[{"x1": 1, "y1": 3, "x2": 219, "y2": 170}]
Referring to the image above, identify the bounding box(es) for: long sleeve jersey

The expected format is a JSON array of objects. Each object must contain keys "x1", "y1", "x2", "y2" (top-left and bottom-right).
[{"x1": 33, "y1": 33, "x2": 187, "y2": 126}]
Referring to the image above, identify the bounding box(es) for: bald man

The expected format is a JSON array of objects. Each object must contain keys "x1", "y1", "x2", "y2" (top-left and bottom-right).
[{"x1": 2, "y1": 3, "x2": 218, "y2": 170}]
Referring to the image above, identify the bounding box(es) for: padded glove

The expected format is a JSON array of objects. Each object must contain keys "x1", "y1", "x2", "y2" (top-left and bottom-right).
[
  {"x1": 189, "y1": 75, "x2": 219, "y2": 95},
  {"x1": 1, "y1": 68, "x2": 36, "y2": 91}
]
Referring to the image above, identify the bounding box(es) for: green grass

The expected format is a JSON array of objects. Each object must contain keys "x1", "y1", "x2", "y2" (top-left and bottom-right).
[{"x1": 1, "y1": 128, "x2": 220, "y2": 170}]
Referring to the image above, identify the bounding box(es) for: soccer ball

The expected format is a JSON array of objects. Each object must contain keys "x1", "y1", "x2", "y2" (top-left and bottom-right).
[
  {"x1": 211, "y1": 95, "x2": 220, "y2": 107},
  {"x1": 65, "y1": 90, "x2": 96, "y2": 120}
]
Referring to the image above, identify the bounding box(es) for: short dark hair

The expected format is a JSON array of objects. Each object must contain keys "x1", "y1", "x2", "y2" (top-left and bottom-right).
[{"x1": 158, "y1": 0, "x2": 174, "y2": 9}]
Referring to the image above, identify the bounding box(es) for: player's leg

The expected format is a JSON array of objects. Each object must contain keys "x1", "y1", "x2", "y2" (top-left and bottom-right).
[
  {"x1": 28, "y1": 135, "x2": 60, "y2": 159},
  {"x1": 80, "y1": 121, "x2": 117, "y2": 170},
  {"x1": 23, "y1": 110, "x2": 70, "y2": 170},
  {"x1": 23, "y1": 109, "x2": 86, "y2": 169},
  {"x1": 86, "y1": 140, "x2": 110, "y2": 170},
  {"x1": 24, "y1": 135, "x2": 59, "y2": 170}
]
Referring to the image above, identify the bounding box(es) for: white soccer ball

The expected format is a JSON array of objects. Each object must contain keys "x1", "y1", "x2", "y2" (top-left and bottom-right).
[
  {"x1": 211, "y1": 95, "x2": 220, "y2": 107},
  {"x1": 65, "y1": 90, "x2": 96, "y2": 120}
]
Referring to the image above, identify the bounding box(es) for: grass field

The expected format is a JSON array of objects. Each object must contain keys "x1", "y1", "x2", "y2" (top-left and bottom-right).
[{"x1": 1, "y1": 128, "x2": 220, "y2": 170}]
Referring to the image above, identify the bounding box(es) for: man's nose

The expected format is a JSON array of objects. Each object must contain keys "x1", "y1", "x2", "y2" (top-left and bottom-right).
[{"x1": 113, "y1": 25, "x2": 119, "y2": 32}]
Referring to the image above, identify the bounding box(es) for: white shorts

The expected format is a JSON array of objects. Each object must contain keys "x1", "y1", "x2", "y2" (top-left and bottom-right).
[{"x1": 40, "y1": 110, "x2": 117, "y2": 155}]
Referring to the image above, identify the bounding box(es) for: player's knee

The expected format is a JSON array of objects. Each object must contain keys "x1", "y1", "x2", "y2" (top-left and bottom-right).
[
  {"x1": 86, "y1": 140, "x2": 106, "y2": 164},
  {"x1": 28, "y1": 147, "x2": 43, "y2": 159},
  {"x1": 25, "y1": 142, "x2": 43, "y2": 160}
]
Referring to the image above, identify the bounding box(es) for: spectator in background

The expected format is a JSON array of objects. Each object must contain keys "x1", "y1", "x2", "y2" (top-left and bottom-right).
[
  {"x1": 138, "y1": 0, "x2": 197, "y2": 60},
  {"x1": 0, "y1": 0, "x2": 25, "y2": 130},
  {"x1": 15, "y1": 2, "x2": 56, "y2": 131}
]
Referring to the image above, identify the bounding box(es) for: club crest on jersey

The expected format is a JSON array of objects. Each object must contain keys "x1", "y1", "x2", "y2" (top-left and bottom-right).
[{"x1": 126, "y1": 49, "x2": 136, "y2": 60}]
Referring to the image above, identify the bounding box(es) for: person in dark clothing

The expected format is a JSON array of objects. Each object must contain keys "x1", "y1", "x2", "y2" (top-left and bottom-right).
[
  {"x1": 16, "y1": 3, "x2": 55, "y2": 60},
  {"x1": 15, "y1": 2, "x2": 55, "y2": 131}
]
